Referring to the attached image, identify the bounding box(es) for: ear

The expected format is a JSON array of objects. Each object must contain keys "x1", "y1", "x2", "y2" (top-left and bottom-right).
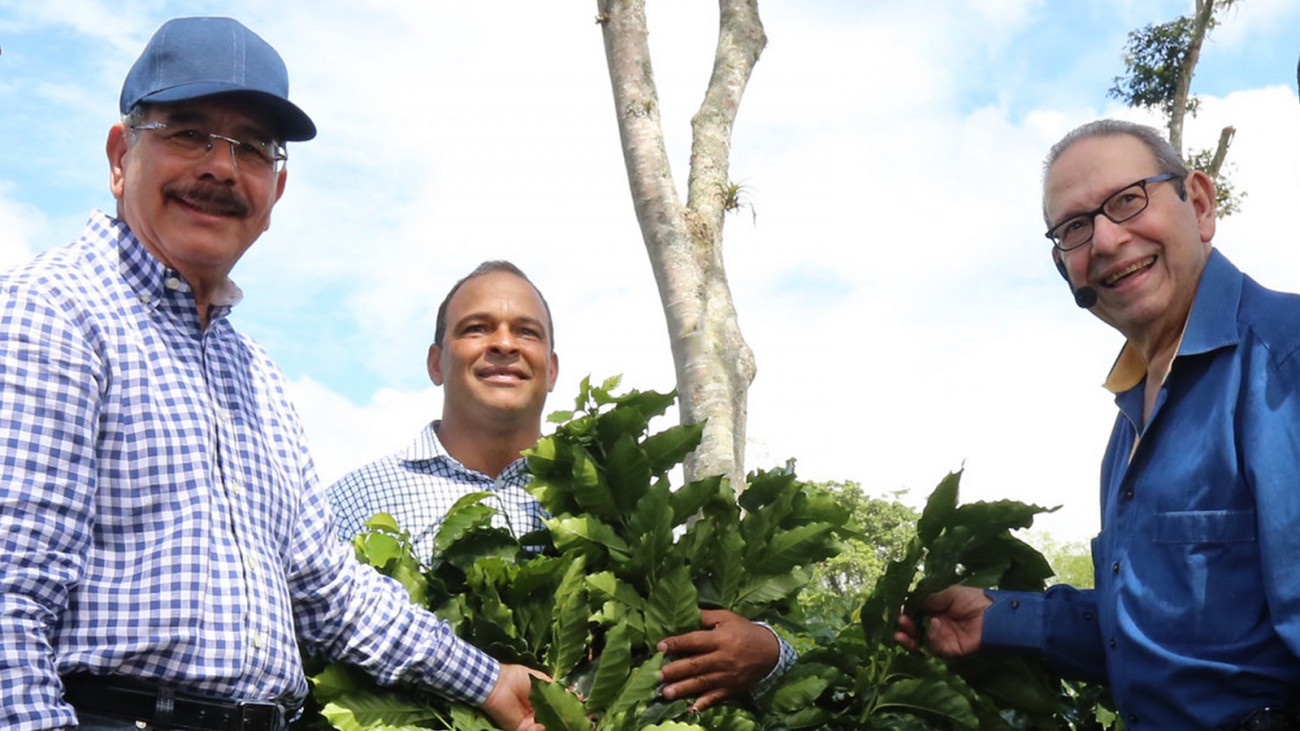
[
  {"x1": 107, "y1": 123, "x2": 129, "y2": 201},
  {"x1": 1186, "y1": 170, "x2": 1217, "y2": 244},
  {"x1": 547, "y1": 351, "x2": 560, "y2": 392},
  {"x1": 427, "y1": 343, "x2": 445, "y2": 386},
  {"x1": 263, "y1": 168, "x2": 288, "y2": 232}
]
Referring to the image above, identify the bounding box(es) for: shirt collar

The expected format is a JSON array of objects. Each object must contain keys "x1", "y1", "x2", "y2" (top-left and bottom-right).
[
  {"x1": 96, "y1": 210, "x2": 244, "y2": 319},
  {"x1": 399, "y1": 420, "x2": 530, "y2": 481},
  {"x1": 1103, "y1": 248, "x2": 1243, "y2": 394}
]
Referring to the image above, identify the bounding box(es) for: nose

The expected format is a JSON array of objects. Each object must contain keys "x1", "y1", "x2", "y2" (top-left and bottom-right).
[
  {"x1": 194, "y1": 134, "x2": 242, "y2": 180},
  {"x1": 488, "y1": 324, "x2": 519, "y2": 353},
  {"x1": 1089, "y1": 212, "x2": 1129, "y2": 255}
]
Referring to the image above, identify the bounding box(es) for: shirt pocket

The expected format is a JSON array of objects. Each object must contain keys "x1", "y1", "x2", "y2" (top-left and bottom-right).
[{"x1": 1141, "y1": 509, "x2": 1260, "y2": 645}]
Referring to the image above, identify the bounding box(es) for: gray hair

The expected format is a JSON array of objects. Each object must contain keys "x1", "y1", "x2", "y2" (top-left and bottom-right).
[
  {"x1": 122, "y1": 104, "x2": 150, "y2": 145},
  {"x1": 1041, "y1": 119, "x2": 1189, "y2": 224}
]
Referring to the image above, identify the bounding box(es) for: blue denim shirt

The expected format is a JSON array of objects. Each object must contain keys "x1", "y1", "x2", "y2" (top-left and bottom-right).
[{"x1": 983, "y1": 250, "x2": 1300, "y2": 728}]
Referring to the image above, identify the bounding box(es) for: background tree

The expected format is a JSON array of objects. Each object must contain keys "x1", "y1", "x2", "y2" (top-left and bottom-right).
[
  {"x1": 597, "y1": 0, "x2": 763, "y2": 490},
  {"x1": 1109, "y1": 0, "x2": 1244, "y2": 215},
  {"x1": 797, "y1": 481, "x2": 918, "y2": 632}
]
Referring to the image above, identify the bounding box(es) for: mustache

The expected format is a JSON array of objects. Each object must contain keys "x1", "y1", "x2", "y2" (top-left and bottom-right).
[{"x1": 164, "y1": 183, "x2": 250, "y2": 218}]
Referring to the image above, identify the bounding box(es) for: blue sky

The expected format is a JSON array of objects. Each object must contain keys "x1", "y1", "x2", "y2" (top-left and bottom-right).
[{"x1": 2, "y1": 1, "x2": 1299, "y2": 542}]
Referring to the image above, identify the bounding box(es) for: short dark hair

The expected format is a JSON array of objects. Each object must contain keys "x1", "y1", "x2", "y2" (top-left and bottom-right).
[{"x1": 434, "y1": 261, "x2": 554, "y2": 348}]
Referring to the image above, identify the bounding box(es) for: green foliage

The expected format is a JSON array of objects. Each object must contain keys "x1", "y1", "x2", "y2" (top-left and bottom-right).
[
  {"x1": 299, "y1": 378, "x2": 1120, "y2": 730},
  {"x1": 1108, "y1": 16, "x2": 1198, "y2": 118},
  {"x1": 771, "y1": 469, "x2": 1119, "y2": 730},
  {"x1": 303, "y1": 377, "x2": 848, "y2": 730}
]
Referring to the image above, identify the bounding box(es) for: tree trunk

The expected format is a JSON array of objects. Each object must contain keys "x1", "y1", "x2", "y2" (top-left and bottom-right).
[
  {"x1": 597, "y1": 0, "x2": 764, "y2": 492},
  {"x1": 1169, "y1": 0, "x2": 1216, "y2": 156}
]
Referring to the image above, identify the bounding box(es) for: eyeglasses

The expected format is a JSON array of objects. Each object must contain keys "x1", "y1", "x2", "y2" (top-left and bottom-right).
[
  {"x1": 131, "y1": 121, "x2": 287, "y2": 173},
  {"x1": 1045, "y1": 172, "x2": 1183, "y2": 252}
]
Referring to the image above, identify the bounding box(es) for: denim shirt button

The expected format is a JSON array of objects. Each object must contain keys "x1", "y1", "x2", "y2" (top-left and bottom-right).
[
  {"x1": 1112, "y1": 561, "x2": 1120, "y2": 573},
  {"x1": 1109, "y1": 638, "x2": 1117, "y2": 648}
]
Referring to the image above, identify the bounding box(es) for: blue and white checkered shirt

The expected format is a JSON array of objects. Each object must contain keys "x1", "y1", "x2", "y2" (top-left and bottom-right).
[
  {"x1": 0, "y1": 211, "x2": 499, "y2": 729},
  {"x1": 328, "y1": 421, "x2": 798, "y2": 696},
  {"x1": 329, "y1": 421, "x2": 547, "y2": 562}
]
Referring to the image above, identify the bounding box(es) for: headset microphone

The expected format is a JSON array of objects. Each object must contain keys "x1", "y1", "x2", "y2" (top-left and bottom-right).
[{"x1": 1055, "y1": 254, "x2": 1098, "y2": 309}]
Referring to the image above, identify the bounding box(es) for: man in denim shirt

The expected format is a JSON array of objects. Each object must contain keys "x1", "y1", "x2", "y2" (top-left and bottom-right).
[{"x1": 896, "y1": 120, "x2": 1300, "y2": 728}]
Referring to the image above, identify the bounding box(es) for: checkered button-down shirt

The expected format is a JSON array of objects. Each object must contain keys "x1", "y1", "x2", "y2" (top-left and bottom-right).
[
  {"x1": 329, "y1": 421, "x2": 547, "y2": 562},
  {"x1": 0, "y1": 212, "x2": 498, "y2": 729}
]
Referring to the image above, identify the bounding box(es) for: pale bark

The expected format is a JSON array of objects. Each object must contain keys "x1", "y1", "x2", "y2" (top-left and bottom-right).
[
  {"x1": 1207, "y1": 125, "x2": 1235, "y2": 179},
  {"x1": 597, "y1": 0, "x2": 764, "y2": 491},
  {"x1": 1168, "y1": 0, "x2": 1214, "y2": 156}
]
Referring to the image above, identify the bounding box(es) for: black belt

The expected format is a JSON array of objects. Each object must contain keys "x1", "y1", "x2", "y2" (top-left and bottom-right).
[{"x1": 62, "y1": 674, "x2": 291, "y2": 731}]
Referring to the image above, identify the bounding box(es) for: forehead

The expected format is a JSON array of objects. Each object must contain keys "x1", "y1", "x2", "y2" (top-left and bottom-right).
[
  {"x1": 1045, "y1": 134, "x2": 1158, "y2": 220},
  {"x1": 447, "y1": 272, "x2": 547, "y2": 321}
]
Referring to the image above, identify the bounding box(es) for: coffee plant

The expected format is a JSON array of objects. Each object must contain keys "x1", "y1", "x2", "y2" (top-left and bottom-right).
[{"x1": 298, "y1": 377, "x2": 1117, "y2": 730}]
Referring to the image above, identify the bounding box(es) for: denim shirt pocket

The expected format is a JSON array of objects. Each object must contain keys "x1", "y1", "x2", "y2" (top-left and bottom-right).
[{"x1": 1142, "y1": 509, "x2": 1259, "y2": 645}]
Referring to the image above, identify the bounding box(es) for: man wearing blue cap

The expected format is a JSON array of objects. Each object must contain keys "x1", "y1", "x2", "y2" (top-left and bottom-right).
[{"x1": 0, "y1": 17, "x2": 543, "y2": 731}]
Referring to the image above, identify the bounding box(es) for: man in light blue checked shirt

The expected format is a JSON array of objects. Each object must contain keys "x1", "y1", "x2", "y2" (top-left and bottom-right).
[
  {"x1": 0, "y1": 17, "x2": 543, "y2": 731},
  {"x1": 329, "y1": 261, "x2": 797, "y2": 713}
]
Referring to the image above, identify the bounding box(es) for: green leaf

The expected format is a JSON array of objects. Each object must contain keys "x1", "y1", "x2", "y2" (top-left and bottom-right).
[
  {"x1": 734, "y1": 568, "x2": 810, "y2": 609},
  {"x1": 608, "y1": 653, "x2": 666, "y2": 717},
  {"x1": 531, "y1": 678, "x2": 592, "y2": 731},
  {"x1": 768, "y1": 666, "x2": 833, "y2": 713},
  {"x1": 875, "y1": 676, "x2": 978, "y2": 729},
  {"x1": 585, "y1": 571, "x2": 647, "y2": 610},
  {"x1": 320, "y1": 690, "x2": 444, "y2": 731},
  {"x1": 572, "y1": 444, "x2": 619, "y2": 519},
  {"x1": 431, "y1": 491, "x2": 498, "y2": 553},
  {"x1": 548, "y1": 515, "x2": 632, "y2": 561},
  {"x1": 646, "y1": 564, "x2": 700, "y2": 644},
  {"x1": 586, "y1": 621, "x2": 633, "y2": 712},
  {"x1": 738, "y1": 469, "x2": 797, "y2": 512},
  {"x1": 642, "y1": 422, "x2": 704, "y2": 475},
  {"x1": 916, "y1": 470, "x2": 961, "y2": 545},
  {"x1": 746, "y1": 522, "x2": 835, "y2": 575},
  {"x1": 547, "y1": 556, "x2": 590, "y2": 680},
  {"x1": 606, "y1": 433, "x2": 652, "y2": 513},
  {"x1": 669, "y1": 475, "x2": 723, "y2": 527}
]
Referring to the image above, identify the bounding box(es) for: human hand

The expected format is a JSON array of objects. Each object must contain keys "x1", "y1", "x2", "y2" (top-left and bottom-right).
[
  {"x1": 893, "y1": 585, "x2": 991, "y2": 657},
  {"x1": 481, "y1": 663, "x2": 549, "y2": 731},
  {"x1": 656, "y1": 608, "x2": 779, "y2": 711}
]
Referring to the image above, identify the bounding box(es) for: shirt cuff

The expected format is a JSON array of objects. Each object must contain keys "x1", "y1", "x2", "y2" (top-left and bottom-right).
[
  {"x1": 424, "y1": 635, "x2": 501, "y2": 705},
  {"x1": 980, "y1": 589, "x2": 1046, "y2": 653},
  {"x1": 747, "y1": 621, "x2": 798, "y2": 698}
]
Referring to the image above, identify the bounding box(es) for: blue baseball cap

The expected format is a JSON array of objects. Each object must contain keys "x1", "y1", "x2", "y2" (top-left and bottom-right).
[{"x1": 120, "y1": 17, "x2": 316, "y2": 141}]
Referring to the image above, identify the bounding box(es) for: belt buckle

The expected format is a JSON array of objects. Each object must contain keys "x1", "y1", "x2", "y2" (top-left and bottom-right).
[{"x1": 235, "y1": 699, "x2": 284, "y2": 731}]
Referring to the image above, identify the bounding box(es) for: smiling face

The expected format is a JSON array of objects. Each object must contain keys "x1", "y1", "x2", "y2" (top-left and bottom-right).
[
  {"x1": 429, "y1": 270, "x2": 559, "y2": 433},
  {"x1": 107, "y1": 97, "x2": 287, "y2": 295},
  {"x1": 1046, "y1": 133, "x2": 1216, "y2": 352}
]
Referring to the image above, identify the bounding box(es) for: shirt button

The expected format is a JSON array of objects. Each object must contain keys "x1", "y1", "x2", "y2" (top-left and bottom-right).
[
  {"x1": 1083, "y1": 612, "x2": 1093, "y2": 621},
  {"x1": 1109, "y1": 638, "x2": 1117, "y2": 648},
  {"x1": 252, "y1": 633, "x2": 266, "y2": 648},
  {"x1": 1009, "y1": 600, "x2": 1020, "y2": 609},
  {"x1": 1112, "y1": 562, "x2": 1120, "y2": 573},
  {"x1": 1124, "y1": 489, "x2": 1134, "y2": 499},
  {"x1": 138, "y1": 293, "x2": 152, "y2": 305},
  {"x1": 164, "y1": 276, "x2": 183, "y2": 290}
]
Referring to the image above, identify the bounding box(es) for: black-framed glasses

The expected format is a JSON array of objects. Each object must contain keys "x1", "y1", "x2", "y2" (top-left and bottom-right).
[
  {"x1": 131, "y1": 121, "x2": 287, "y2": 173},
  {"x1": 1045, "y1": 172, "x2": 1183, "y2": 252}
]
